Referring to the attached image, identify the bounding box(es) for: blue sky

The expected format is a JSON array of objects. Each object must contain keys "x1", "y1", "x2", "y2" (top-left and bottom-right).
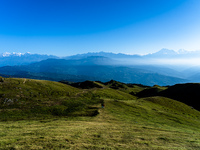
[{"x1": 0, "y1": 0, "x2": 200, "y2": 56}]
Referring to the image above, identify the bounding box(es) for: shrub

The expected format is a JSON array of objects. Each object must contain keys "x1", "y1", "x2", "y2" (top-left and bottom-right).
[
  {"x1": 0, "y1": 77, "x2": 4, "y2": 82},
  {"x1": 62, "y1": 100, "x2": 86, "y2": 113},
  {"x1": 49, "y1": 105, "x2": 68, "y2": 116}
]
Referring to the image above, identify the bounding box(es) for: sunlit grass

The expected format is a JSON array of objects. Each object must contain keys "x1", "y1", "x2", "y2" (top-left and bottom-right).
[
  {"x1": 1, "y1": 78, "x2": 200, "y2": 149},
  {"x1": 1, "y1": 99, "x2": 200, "y2": 149}
]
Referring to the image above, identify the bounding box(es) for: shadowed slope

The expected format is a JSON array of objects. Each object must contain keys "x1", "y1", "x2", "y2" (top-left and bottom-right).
[{"x1": 159, "y1": 83, "x2": 200, "y2": 111}]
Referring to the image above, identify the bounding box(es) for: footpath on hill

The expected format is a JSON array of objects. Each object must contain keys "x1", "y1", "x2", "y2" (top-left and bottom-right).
[{"x1": 1, "y1": 99, "x2": 200, "y2": 149}]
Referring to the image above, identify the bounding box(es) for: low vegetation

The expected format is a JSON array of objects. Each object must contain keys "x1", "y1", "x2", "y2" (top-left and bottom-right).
[{"x1": 1, "y1": 77, "x2": 200, "y2": 149}]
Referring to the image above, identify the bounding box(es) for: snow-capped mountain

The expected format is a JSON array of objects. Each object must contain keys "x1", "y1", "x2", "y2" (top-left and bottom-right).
[
  {"x1": 152, "y1": 48, "x2": 177, "y2": 55},
  {"x1": 1, "y1": 49, "x2": 200, "y2": 67},
  {"x1": 0, "y1": 52, "x2": 58, "y2": 67},
  {"x1": 0, "y1": 52, "x2": 30, "y2": 57}
]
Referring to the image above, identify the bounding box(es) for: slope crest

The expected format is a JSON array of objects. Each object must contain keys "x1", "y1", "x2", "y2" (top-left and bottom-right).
[{"x1": 143, "y1": 96, "x2": 200, "y2": 116}]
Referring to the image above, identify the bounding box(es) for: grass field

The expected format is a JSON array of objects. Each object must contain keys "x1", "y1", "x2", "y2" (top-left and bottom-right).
[
  {"x1": 1, "y1": 99, "x2": 200, "y2": 149},
  {"x1": 1, "y1": 77, "x2": 200, "y2": 149}
]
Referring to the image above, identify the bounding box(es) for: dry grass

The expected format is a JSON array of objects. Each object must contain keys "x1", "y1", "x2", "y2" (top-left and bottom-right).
[{"x1": 1, "y1": 101, "x2": 200, "y2": 150}]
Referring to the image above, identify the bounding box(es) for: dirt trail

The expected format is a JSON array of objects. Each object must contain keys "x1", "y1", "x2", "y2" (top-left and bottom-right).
[
  {"x1": 23, "y1": 78, "x2": 27, "y2": 84},
  {"x1": 74, "y1": 89, "x2": 89, "y2": 98}
]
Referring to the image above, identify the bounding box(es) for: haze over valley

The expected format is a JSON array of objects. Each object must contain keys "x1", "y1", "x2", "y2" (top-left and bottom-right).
[{"x1": 1, "y1": 49, "x2": 200, "y2": 86}]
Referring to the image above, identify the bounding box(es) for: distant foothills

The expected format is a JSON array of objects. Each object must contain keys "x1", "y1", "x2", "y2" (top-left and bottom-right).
[{"x1": 1, "y1": 49, "x2": 200, "y2": 86}]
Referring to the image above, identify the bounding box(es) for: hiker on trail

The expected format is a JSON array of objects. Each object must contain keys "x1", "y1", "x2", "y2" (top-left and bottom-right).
[{"x1": 101, "y1": 103, "x2": 105, "y2": 108}]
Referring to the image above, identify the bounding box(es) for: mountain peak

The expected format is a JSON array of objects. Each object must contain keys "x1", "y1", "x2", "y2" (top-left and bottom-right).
[
  {"x1": 0, "y1": 52, "x2": 32, "y2": 57},
  {"x1": 2, "y1": 52, "x2": 22, "y2": 57},
  {"x1": 177, "y1": 49, "x2": 188, "y2": 54},
  {"x1": 155, "y1": 49, "x2": 177, "y2": 55},
  {"x1": 0, "y1": 52, "x2": 58, "y2": 67},
  {"x1": 144, "y1": 49, "x2": 178, "y2": 58}
]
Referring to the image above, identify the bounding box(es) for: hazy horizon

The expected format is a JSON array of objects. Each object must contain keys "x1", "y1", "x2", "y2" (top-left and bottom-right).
[
  {"x1": 0, "y1": 48, "x2": 200, "y2": 57},
  {"x1": 2, "y1": 49, "x2": 200, "y2": 69}
]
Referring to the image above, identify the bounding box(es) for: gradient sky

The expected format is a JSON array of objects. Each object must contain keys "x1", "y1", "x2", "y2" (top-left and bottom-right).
[{"x1": 0, "y1": 0, "x2": 200, "y2": 56}]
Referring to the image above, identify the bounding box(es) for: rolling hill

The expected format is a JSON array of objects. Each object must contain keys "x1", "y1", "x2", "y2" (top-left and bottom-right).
[
  {"x1": 0, "y1": 77, "x2": 200, "y2": 149},
  {"x1": 136, "y1": 83, "x2": 200, "y2": 111}
]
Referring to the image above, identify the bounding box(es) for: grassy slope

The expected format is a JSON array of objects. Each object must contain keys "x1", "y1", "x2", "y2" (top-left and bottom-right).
[
  {"x1": 0, "y1": 77, "x2": 79, "y2": 99},
  {"x1": 0, "y1": 78, "x2": 137, "y2": 120},
  {"x1": 1, "y1": 99, "x2": 200, "y2": 149},
  {"x1": 0, "y1": 78, "x2": 82, "y2": 120},
  {"x1": 1, "y1": 78, "x2": 200, "y2": 149}
]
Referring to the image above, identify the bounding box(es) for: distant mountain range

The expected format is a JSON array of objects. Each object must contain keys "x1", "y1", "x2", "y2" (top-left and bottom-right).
[
  {"x1": 0, "y1": 56, "x2": 187, "y2": 86},
  {"x1": 0, "y1": 52, "x2": 58, "y2": 67},
  {"x1": 2, "y1": 49, "x2": 200, "y2": 66},
  {"x1": 65, "y1": 49, "x2": 200, "y2": 59},
  {"x1": 0, "y1": 49, "x2": 200, "y2": 86}
]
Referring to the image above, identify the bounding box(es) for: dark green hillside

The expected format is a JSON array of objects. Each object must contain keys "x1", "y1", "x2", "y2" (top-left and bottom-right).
[
  {"x1": 104, "y1": 80, "x2": 147, "y2": 95},
  {"x1": 135, "y1": 83, "x2": 200, "y2": 111},
  {"x1": 159, "y1": 83, "x2": 200, "y2": 111},
  {"x1": 136, "y1": 85, "x2": 167, "y2": 98},
  {"x1": 105, "y1": 80, "x2": 128, "y2": 89},
  {"x1": 60, "y1": 80, "x2": 103, "y2": 89}
]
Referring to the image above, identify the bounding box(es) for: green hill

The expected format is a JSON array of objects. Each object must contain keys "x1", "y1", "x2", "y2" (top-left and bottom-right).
[
  {"x1": 60, "y1": 80, "x2": 104, "y2": 89},
  {"x1": 0, "y1": 77, "x2": 82, "y2": 120},
  {"x1": 136, "y1": 85, "x2": 168, "y2": 97},
  {"x1": 159, "y1": 83, "x2": 200, "y2": 111},
  {"x1": 0, "y1": 77, "x2": 137, "y2": 121},
  {"x1": 1, "y1": 77, "x2": 200, "y2": 149}
]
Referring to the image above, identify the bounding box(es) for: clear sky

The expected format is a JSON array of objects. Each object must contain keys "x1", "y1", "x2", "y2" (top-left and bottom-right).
[{"x1": 0, "y1": 0, "x2": 200, "y2": 56}]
